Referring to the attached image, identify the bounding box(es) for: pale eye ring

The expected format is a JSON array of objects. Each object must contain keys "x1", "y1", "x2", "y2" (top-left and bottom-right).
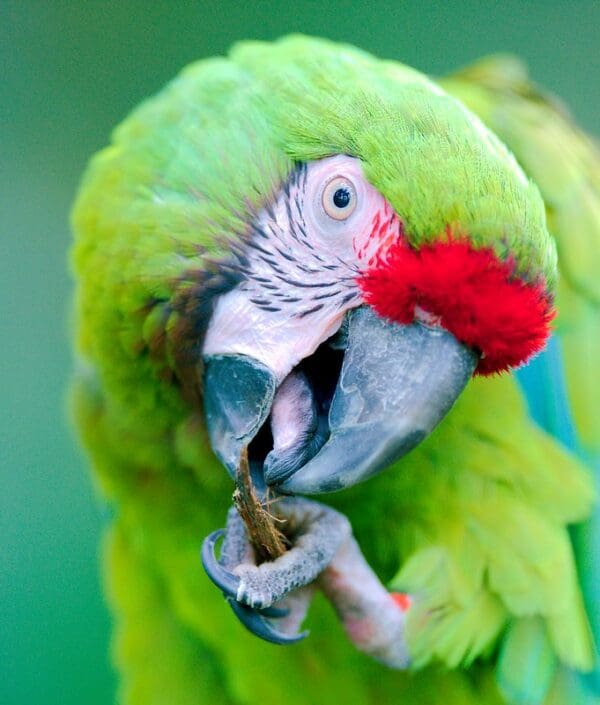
[{"x1": 322, "y1": 176, "x2": 357, "y2": 221}]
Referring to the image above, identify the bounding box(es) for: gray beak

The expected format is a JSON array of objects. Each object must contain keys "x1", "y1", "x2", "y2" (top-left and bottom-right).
[
  {"x1": 203, "y1": 306, "x2": 478, "y2": 495},
  {"x1": 273, "y1": 307, "x2": 478, "y2": 493}
]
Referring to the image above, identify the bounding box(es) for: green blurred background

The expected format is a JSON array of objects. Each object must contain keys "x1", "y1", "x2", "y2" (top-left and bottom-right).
[{"x1": 2, "y1": 2, "x2": 598, "y2": 704}]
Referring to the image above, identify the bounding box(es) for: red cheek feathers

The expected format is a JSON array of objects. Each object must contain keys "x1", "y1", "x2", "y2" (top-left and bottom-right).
[{"x1": 358, "y1": 237, "x2": 555, "y2": 375}]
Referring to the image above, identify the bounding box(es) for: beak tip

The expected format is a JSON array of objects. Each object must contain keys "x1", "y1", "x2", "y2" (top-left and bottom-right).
[
  {"x1": 275, "y1": 476, "x2": 344, "y2": 495},
  {"x1": 262, "y1": 455, "x2": 293, "y2": 488},
  {"x1": 272, "y1": 425, "x2": 428, "y2": 495}
]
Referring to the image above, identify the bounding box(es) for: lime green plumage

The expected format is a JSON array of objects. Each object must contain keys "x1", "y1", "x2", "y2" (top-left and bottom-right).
[{"x1": 70, "y1": 36, "x2": 598, "y2": 705}]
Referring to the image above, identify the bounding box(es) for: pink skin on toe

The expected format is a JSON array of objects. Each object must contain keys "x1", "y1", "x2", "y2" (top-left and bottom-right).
[{"x1": 318, "y1": 536, "x2": 411, "y2": 668}]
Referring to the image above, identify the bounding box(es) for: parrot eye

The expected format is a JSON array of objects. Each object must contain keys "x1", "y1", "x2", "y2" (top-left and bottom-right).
[{"x1": 322, "y1": 176, "x2": 357, "y2": 221}]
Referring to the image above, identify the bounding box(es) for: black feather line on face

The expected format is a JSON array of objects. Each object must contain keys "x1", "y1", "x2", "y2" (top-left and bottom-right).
[
  {"x1": 275, "y1": 247, "x2": 297, "y2": 262},
  {"x1": 312, "y1": 290, "x2": 340, "y2": 300},
  {"x1": 339, "y1": 291, "x2": 359, "y2": 306},
  {"x1": 272, "y1": 275, "x2": 339, "y2": 289},
  {"x1": 296, "y1": 303, "x2": 325, "y2": 318}
]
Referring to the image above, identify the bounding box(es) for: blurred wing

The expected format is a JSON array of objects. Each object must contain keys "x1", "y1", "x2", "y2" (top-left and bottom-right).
[{"x1": 441, "y1": 56, "x2": 600, "y2": 705}]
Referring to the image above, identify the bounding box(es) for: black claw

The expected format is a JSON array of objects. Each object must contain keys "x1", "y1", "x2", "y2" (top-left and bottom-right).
[
  {"x1": 226, "y1": 598, "x2": 308, "y2": 645},
  {"x1": 202, "y1": 529, "x2": 297, "y2": 642},
  {"x1": 201, "y1": 530, "x2": 241, "y2": 599}
]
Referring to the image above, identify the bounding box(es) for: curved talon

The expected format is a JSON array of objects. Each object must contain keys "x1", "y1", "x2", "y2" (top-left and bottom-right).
[
  {"x1": 201, "y1": 529, "x2": 241, "y2": 598},
  {"x1": 226, "y1": 598, "x2": 308, "y2": 645},
  {"x1": 202, "y1": 529, "x2": 298, "y2": 642}
]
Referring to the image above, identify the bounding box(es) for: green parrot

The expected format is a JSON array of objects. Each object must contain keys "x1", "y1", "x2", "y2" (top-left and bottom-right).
[{"x1": 70, "y1": 36, "x2": 599, "y2": 705}]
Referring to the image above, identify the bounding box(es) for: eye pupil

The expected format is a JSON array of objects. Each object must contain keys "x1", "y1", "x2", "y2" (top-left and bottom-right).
[
  {"x1": 322, "y1": 176, "x2": 357, "y2": 221},
  {"x1": 333, "y1": 187, "x2": 351, "y2": 208}
]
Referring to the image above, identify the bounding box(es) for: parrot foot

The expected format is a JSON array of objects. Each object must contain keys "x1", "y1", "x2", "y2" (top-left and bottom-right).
[
  {"x1": 202, "y1": 498, "x2": 351, "y2": 644},
  {"x1": 319, "y1": 535, "x2": 411, "y2": 669},
  {"x1": 202, "y1": 500, "x2": 411, "y2": 665},
  {"x1": 202, "y1": 529, "x2": 303, "y2": 644}
]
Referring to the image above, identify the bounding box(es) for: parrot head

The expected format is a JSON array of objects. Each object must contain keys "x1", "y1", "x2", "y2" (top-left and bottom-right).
[
  {"x1": 196, "y1": 39, "x2": 556, "y2": 496},
  {"x1": 73, "y1": 36, "x2": 557, "y2": 497}
]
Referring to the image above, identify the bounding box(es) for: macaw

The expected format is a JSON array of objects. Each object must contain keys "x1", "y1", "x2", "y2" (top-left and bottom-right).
[{"x1": 70, "y1": 36, "x2": 599, "y2": 705}]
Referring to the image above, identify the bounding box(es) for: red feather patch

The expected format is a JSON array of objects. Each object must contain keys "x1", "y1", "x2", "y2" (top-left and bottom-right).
[{"x1": 358, "y1": 237, "x2": 555, "y2": 375}]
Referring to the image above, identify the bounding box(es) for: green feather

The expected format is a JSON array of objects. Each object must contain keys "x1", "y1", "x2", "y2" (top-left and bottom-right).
[{"x1": 496, "y1": 618, "x2": 557, "y2": 705}]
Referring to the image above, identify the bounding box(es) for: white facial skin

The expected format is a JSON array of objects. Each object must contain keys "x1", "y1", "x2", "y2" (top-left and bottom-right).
[{"x1": 203, "y1": 155, "x2": 400, "y2": 380}]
